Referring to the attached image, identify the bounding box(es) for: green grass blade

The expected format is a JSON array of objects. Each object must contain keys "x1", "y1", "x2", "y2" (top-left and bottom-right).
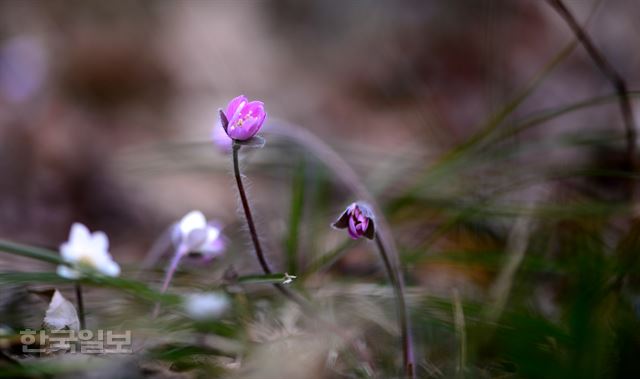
[
  {"x1": 0, "y1": 239, "x2": 63, "y2": 265},
  {"x1": 285, "y1": 159, "x2": 306, "y2": 274}
]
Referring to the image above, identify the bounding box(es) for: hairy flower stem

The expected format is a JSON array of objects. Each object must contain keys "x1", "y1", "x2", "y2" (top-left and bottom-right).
[
  {"x1": 232, "y1": 143, "x2": 375, "y2": 372},
  {"x1": 232, "y1": 143, "x2": 304, "y2": 302},
  {"x1": 374, "y1": 234, "x2": 415, "y2": 378},
  {"x1": 75, "y1": 283, "x2": 86, "y2": 330},
  {"x1": 232, "y1": 143, "x2": 272, "y2": 274}
]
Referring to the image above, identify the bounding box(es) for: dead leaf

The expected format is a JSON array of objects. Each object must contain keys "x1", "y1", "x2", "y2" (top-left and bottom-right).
[{"x1": 43, "y1": 290, "x2": 80, "y2": 331}]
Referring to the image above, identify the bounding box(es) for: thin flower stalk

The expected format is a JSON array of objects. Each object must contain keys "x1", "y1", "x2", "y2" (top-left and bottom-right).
[
  {"x1": 159, "y1": 245, "x2": 188, "y2": 294},
  {"x1": 75, "y1": 283, "x2": 86, "y2": 330},
  {"x1": 57, "y1": 222, "x2": 120, "y2": 330},
  {"x1": 375, "y1": 234, "x2": 415, "y2": 379},
  {"x1": 152, "y1": 244, "x2": 188, "y2": 318},
  {"x1": 232, "y1": 143, "x2": 270, "y2": 273},
  {"x1": 334, "y1": 202, "x2": 415, "y2": 378}
]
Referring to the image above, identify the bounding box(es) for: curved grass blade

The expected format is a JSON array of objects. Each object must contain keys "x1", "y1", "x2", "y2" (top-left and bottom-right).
[
  {"x1": 285, "y1": 159, "x2": 305, "y2": 274},
  {"x1": 0, "y1": 239, "x2": 64, "y2": 265}
]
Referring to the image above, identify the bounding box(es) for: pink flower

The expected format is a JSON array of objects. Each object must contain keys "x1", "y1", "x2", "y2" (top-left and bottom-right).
[
  {"x1": 332, "y1": 202, "x2": 375, "y2": 240},
  {"x1": 220, "y1": 95, "x2": 266, "y2": 141}
]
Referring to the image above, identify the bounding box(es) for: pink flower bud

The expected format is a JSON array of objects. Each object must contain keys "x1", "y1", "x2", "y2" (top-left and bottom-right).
[
  {"x1": 220, "y1": 95, "x2": 267, "y2": 141},
  {"x1": 332, "y1": 202, "x2": 375, "y2": 240}
]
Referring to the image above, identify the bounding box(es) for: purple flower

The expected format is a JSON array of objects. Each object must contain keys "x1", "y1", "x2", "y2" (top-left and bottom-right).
[
  {"x1": 332, "y1": 202, "x2": 375, "y2": 240},
  {"x1": 220, "y1": 95, "x2": 266, "y2": 141}
]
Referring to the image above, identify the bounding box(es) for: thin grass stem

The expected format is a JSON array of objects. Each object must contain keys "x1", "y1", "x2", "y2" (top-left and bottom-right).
[{"x1": 374, "y1": 234, "x2": 415, "y2": 378}]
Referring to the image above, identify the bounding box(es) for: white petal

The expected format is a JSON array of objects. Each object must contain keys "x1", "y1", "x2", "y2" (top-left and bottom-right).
[
  {"x1": 91, "y1": 231, "x2": 109, "y2": 252},
  {"x1": 57, "y1": 265, "x2": 80, "y2": 279},
  {"x1": 100, "y1": 259, "x2": 120, "y2": 277},
  {"x1": 90, "y1": 249, "x2": 119, "y2": 273},
  {"x1": 199, "y1": 227, "x2": 224, "y2": 256},
  {"x1": 60, "y1": 242, "x2": 81, "y2": 262},
  {"x1": 179, "y1": 211, "x2": 207, "y2": 236},
  {"x1": 205, "y1": 226, "x2": 221, "y2": 243},
  {"x1": 68, "y1": 222, "x2": 91, "y2": 248}
]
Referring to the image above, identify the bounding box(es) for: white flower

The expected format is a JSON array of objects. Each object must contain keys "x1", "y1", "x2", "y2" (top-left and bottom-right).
[
  {"x1": 56, "y1": 223, "x2": 120, "y2": 279},
  {"x1": 172, "y1": 211, "x2": 225, "y2": 258},
  {"x1": 183, "y1": 292, "x2": 229, "y2": 320}
]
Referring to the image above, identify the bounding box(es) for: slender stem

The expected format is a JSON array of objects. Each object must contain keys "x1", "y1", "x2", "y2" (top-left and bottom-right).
[
  {"x1": 233, "y1": 144, "x2": 273, "y2": 274},
  {"x1": 546, "y1": 0, "x2": 637, "y2": 181},
  {"x1": 75, "y1": 282, "x2": 86, "y2": 330},
  {"x1": 232, "y1": 143, "x2": 306, "y2": 304},
  {"x1": 375, "y1": 234, "x2": 415, "y2": 378},
  {"x1": 160, "y1": 247, "x2": 186, "y2": 294},
  {"x1": 153, "y1": 245, "x2": 186, "y2": 318},
  {"x1": 453, "y1": 289, "x2": 467, "y2": 379},
  {"x1": 232, "y1": 142, "x2": 375, "y2": 373}
]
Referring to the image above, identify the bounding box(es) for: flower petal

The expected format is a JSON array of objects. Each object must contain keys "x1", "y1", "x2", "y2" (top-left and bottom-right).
[
  {"x1": 57, "y1": 265, "x2": 80, "y2": 279},
  {"x1": 225, "y1": 95, "x2": 247, "y2": 118},
  {"x1": 68, "y1": 223, "x2": 91, "y2": 249},
  {"x1": 242, "y1": 100, "x2": 265, "y2": 117},
  {"x1": 227, "y1": 99, "x2": 247, "y2": 124},
  {"x1": 60, "y1": 242, "x2": 81, "y2": 262},
  {"x1": 205, "y1": 226, "x2": 220, "y2": 243},
  {"x1": 364, "y1": 220, "x2": 375, "y2": 240},
  {"x1": 238, "y1": 117, "x2": 261, "y2": 139},
  {"x1": 186, "y1": 228, "x2": 208, "y2": 251},
  {"x1": 91, "y1": 231, "x2": 109, "y2": 252},
  {"x1": 179, "y1": 211, "x2": 207, "y2": 236},
  {"x1": 219, "y1": 109, "x2": 229, "y2": 132},
  {"x1": 200, "y1": 228, "x2": 225, "y2": 256},
  {"x1": 348, "y1": 216, "x2": 361, "y2": 239},
  {"x1": 100, "y1": 259, "x2": 121, "y2": 277},
  {"x1": 227, "y1": 123, "x2": 255, "y2": 140},
  {"x1": 332, "y1": 208, "x2": 351, "y2": 229}
]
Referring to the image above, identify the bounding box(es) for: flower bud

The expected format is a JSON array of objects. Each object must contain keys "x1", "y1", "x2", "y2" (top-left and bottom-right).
[
  {"x1": 219, "y1": 95, "x2": 266, "y2": 141},
  {"x1": 332, "y1": 202, "x2": 375, "y2": 240}
]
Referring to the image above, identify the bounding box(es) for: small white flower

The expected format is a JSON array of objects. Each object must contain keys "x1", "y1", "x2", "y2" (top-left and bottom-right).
[
  {"x1": 172, "y1": 211, "x2": 225, "y2": 258},
  {"x1": 183, "y1": 292, "x2": 229, "y2": 320},
  {"x1": 56, "y1": 223, "x2": 120, "y2": 279},
  {"x1": 282, "y1": 273, "x2": 297, "y2": 285}
]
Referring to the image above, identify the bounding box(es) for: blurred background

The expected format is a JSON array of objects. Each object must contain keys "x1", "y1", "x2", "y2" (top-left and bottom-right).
[{"x1": 2, "y1": 0, "x2": 640, "y2": 378}]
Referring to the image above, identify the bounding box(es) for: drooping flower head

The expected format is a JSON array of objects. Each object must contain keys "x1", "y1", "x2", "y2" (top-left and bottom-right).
[
  {"x1": 219, "y1": 95, "x2": 266, "y2": 141},
  {"x1": 172, "y1": 210, "x2": 226, "y2": 258},
  {"x1": 332, "y1": 202, "x2": 375, "y2": 240},
  {"x1": 57, "y1": 223, "x2": 120, "y2": 279}
]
